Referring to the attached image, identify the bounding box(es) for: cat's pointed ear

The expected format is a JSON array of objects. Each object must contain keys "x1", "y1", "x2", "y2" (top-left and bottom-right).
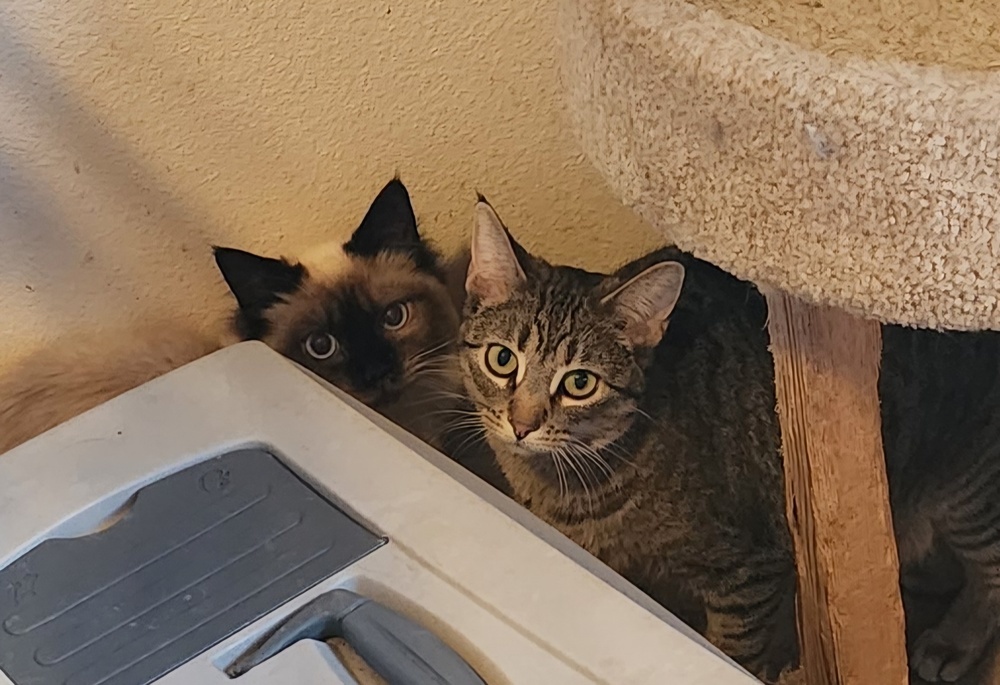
[
  {"x1": 344, "y1": 178, "x2": 420, "y2": 257},
  {"x1": 466, "y1": 198, "x2": 526, "y2": 307},
  {"x1": 601, "y1": 261, "x2": 685, "y2": 348},
  {"x1": 213, "y1": 246, "x2": 305, "y2": 338}
]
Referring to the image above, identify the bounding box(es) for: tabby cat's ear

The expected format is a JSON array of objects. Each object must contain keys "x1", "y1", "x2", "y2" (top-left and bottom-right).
[
  {"x1": 213, "y1": 246, "x2": 305, "y2": 338},
  {"x1": 601, "y1": 261, "x2": 685, "y2": 348},
  {"x1": 466, "y1": 199, "x2": 526, "y2": 307},
  {"x1": 344, "y1": 178, "x2": 420, "y2": 257}
]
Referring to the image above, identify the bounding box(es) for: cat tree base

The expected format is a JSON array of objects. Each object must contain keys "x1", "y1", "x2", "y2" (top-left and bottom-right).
[{"x1": 766, "y1": 292, "x2": 907, "y2": 685}]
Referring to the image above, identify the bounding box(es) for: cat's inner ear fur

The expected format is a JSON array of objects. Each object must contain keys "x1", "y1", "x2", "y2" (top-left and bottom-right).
[
  {"x1": 466, "y1": 199, "x2": 526, "y2": 307},
  {"x1": 213, "y1": 246, "x2": 305, "y2": 339},
  {"x1": 601, "y1": 261, "x2": 685, "y2": 348},
  {"x1": 344, "y1": 178, "x2": 420, "y2": 257}
]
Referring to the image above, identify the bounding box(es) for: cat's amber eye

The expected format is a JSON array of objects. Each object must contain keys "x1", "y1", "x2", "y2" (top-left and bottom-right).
[
  {"x1": 304, "y1": 332, "x2": 338, "y2": 360},
  {"x1": 383, "y1": 302, "x2": 409, "y2": 330},
  {"x1": 485, "y1": 344, "x2": 518, "y2": 378},
  {"x1": 561, "y1": 370, "x2": 599, "y2": 400}
]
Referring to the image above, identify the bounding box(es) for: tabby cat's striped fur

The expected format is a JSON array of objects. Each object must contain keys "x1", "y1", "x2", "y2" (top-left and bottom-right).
[
  {"x1": 459, "y1": 201, "x2": 797, "y2": 682},
  {"x1": 460, "y1": 199, "x2": 1000, "y2": 684}
]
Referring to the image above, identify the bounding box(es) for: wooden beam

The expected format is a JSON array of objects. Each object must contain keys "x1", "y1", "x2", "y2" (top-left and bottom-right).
[{"x1": 765, "y1": 292, "x2": 907, "y2": 685}]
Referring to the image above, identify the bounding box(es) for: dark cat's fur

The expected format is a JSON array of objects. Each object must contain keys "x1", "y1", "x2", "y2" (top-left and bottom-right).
[
  {"x1": 0, "y1": 179, "x2": 461, "y2": 454},
  {"x1": 459, "y1": 199, "x2": 1000, "y2": 684},
  {"x1": 882, "y1": 328, "x2": 1000, "y2": 683}
]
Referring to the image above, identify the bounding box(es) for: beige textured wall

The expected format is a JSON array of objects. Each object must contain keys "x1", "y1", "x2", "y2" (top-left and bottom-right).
[{"x1": 0, "y1": 0, "x2": 659, "y2": 369}]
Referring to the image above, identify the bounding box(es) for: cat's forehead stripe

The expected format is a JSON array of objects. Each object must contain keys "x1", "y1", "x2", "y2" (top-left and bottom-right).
[
  {"x1": 530, "y1": 286, "x2": 587, "y2": 365},
  {"x1": 517, "y1": 323, "x2": 530, "y2": 349}
]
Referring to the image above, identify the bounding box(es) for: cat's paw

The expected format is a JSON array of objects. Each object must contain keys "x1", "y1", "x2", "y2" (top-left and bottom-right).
[
  {"x1": 753, "y1": 660, "x2": 786, "y2": 685},
  {"x1": 911, "y1": 614, "x2": 992, "y2": 682}
]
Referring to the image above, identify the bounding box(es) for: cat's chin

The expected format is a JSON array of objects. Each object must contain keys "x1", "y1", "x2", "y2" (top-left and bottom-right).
[{"x1": 491, "y1": 436, "x2": 554, "y2": 459}]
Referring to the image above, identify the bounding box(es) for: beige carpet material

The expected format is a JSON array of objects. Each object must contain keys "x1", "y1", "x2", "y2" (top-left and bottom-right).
[
  {"x1": 560, "y1": 0, "x2": 1000, "y2": 330},
  {"x1": 692, "y1": 0, "x2": 1000, "y2": 70}
]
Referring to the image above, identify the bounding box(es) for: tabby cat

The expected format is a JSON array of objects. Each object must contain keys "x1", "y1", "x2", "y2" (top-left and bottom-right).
[
  {"x1": 458, "y1": 199, "x2": 797, "y2": 682},
  {"x1": 0, "y1": 178, "x2": 461, "y2": 454},
  {"x1": 459, "y1": 198, "x2": 1000, "y2": 683}
]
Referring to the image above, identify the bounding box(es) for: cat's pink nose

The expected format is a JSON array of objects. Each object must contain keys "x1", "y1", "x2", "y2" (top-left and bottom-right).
[{"x1": 509, "y1": 417, "x2": 542, "y2": 441}]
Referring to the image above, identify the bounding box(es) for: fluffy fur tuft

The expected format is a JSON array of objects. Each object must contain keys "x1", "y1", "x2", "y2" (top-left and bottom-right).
[{"x1": 0, "y1": 323, "x2": 223, "y2": 455}]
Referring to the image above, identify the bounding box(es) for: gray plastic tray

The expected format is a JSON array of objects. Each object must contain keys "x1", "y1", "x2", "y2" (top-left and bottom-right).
[{"x1": 0, "y1": 448, "x2": 383, "y2": 685}]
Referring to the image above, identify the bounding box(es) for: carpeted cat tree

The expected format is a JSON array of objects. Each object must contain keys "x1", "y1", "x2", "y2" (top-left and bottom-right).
[{"x1": 559, "y1": 1, "x2": 1000, "y2": 683}]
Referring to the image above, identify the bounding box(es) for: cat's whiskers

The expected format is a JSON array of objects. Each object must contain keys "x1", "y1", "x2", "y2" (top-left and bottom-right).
[
  {"x1": 440, "y1": 422, "x2": 489, "y2": 462},
  {"x1": 632, "y1": 405, "x2": 671, "y2": 434},
  {"x1": 633, "y1": 406, "x2": 654, "y2": 422},
  {"x1": 430, "y1": 403, "x2": 484, "y2": 423},
  {"x1": 551, "y1": 450, "x2": 569, "y2": 503},
  {"x1": 409, "y1": 353, "x2": 454, "y2": 369},
  {"x1": 571, "y1": 444, "x2": 602, "y2": 489},
  {"x1": 408, "y1": 359, "x2": 457, "y2": 380},
  {"x1": 402, "y1": 373, "x2": 466, "y2": 402},
  {"x1": 452, "y1": 433, "x2": 490, "y2": 464},
  {"x1": 565, "y1": 442, "x2": 619, "y2": 508},
  {"x1": 400, "y1": 386, "x2": 457, "y2": 408},
  {"x1": 570, "y1": 439, "x2": 619, "y2": 484},
  {"x1": 471, "y1": 409, "x2": 507, "y2": 440},
  {"x1": 438, "y1": 411, "x2": 489, "y2": 433},
  {"x1": 409, "y1": 340, "x2": 453, "y2": 364},
  {"x1": 406, "y1": 345, "x2": 454, "y2": 375},
  {"x1": 556, "y1": 444, "x2": 596, "y2": 517},
  {"x1": 423, "y1": 406, "x2": 481, "y2": 419},
  {"x1": 528, "y1": 436, "x2": 600, "y2": 507},
  {"x1": 591, "y1": 438, "x2": 639, "y2": 470},
  {"x1": 549, "y1": 446, "x2": 572, "y2": 506},
  {"x1": 405, "y1": 364, "x2": 463, "y2": 403},
  {"x1": 404, "y1": 341, "x2": 458, "y2": 381}
]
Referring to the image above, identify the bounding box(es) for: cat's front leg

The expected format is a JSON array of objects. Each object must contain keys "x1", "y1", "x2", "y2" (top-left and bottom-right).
[{"x1": 700, "y1": 560, "x2": 798, "y2": 684}]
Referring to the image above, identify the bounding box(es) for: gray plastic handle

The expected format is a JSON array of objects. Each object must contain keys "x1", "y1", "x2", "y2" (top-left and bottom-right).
[{"x1": 226, "y1": 589, "x2": 486, "y2": 685}]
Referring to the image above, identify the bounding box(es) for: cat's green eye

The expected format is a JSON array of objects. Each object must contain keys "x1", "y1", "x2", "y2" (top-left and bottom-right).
[
  {"x1": 561, "y1": 370, "x2": 599, "y2": 400},
  {"x1": 485, "y1": 344, "x2": 518, "y2": 378}
]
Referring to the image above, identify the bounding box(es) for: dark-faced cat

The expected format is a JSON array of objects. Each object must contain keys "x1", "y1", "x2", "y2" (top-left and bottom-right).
[
  {"x1": 214, "y1": 178, "x2": 461, "y2": 443},
  {"x1": 0, "y1": 178, "x2": 461, "y2": 454},
  {"x1": 458, "y1": 199, "x2": 798, "y2": 682}
]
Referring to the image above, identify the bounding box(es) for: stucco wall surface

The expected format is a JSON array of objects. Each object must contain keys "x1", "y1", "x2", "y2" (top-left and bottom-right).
[{"x1": 0, "y1": 0, "x2": 659, "y2": 369}]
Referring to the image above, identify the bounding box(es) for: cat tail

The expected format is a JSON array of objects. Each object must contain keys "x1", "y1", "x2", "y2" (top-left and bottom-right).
[{"x1": 0, "y1": 322, "x2": 224, "y2": 455}]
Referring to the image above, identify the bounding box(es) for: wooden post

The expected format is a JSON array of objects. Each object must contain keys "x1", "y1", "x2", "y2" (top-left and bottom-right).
[{"x1": 765, "y1": 292, "x2": 907, "y2": 685}]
